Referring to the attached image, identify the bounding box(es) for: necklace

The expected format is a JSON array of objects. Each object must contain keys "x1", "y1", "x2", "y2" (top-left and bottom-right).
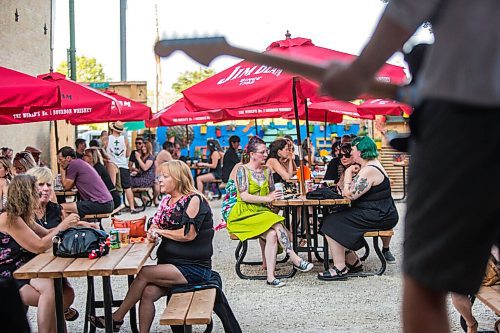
[{"x1": 37, "y1": 208, "x2": 47, "y2": 225}]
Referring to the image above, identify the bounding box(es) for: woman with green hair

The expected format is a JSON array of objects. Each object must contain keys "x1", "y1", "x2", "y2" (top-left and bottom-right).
[{"x1": 318, "y1": 136, "x2": 399, "y2": 281}]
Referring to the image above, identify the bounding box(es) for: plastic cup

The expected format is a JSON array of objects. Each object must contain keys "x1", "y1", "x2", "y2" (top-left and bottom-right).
[
  {"x1": 117, "y1": 228, "x2": 130, "y2": 246},
  {"x1": 274, "y1": 183, "x2": 284, "y2": 199}
]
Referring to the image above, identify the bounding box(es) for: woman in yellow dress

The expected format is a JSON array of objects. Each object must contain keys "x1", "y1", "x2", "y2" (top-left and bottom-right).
[{"x1": 227, "y1": 136, "x2": 313, "y2": 288}]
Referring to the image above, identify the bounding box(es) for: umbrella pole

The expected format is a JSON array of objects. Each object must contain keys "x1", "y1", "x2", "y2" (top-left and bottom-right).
[
  {"x1": 254, "y1": 119, "x2": 258, "y2": 136},
  {"x1": 54, "y1": 120, "x2": 60, "y2": 174},
  {"x1": 324, "y1": 111, "x2": 327, "y2": 147},
  {"x1": 185, "y1": 124, "x2": 190, "y2": 158},
  {"x1": 304, "y1": 102, "x2": 312, "y2": 166},
  {"x1": 292, "y1": 78, "x2": 306, "y2": 195}
]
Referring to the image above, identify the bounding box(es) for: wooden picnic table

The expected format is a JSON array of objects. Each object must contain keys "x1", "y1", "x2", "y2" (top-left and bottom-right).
[
  {"x1": 14, "y1": 242, "x2": 155, "y2": 333},
  {"x1": 272, "y1": 198, "x2": 350, "y2": 269}
]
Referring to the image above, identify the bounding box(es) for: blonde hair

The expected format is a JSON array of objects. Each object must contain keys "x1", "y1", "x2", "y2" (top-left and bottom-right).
[
  {"x1": 84, "y1": 147, "x2": 104, "y2": 165},
  {"x1": 26, "y1": 166, "x2": 53, "y2": 184},
  {"x1": 159, "y1": 160, "x2": 204, "y2": 198},
  {"x1": 13, "y1": 151, "x2": 36, "y2": 173},
  {"x1": 5, "y1": 174, "x2": 39, "y2": 228},
  {"x1": 0, "y1": 156, "x2": 13, "y2": 181}
]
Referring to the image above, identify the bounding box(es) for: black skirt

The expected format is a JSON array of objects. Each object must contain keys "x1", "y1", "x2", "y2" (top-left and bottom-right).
[{"x1": 320, "y1": 198, "x2": 399, "y2": 250}]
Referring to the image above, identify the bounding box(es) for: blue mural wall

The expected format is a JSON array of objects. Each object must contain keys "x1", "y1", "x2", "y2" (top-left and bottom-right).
[{"x1": 156, "y1": 122, "x2": 359, "y2": 158}]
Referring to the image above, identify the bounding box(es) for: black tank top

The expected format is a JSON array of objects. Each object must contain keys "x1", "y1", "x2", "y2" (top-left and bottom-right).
[{"x1": 357, "y1": 165, "x2": 393, "y2": 202}]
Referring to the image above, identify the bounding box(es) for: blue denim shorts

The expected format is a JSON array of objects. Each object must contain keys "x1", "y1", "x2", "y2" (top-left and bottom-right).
[{"x1": 175, "y1": 264, "x2": 212, "y2": 285}]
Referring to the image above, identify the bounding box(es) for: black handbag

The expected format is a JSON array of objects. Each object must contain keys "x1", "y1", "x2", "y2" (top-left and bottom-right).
[
  {"x1": 306, "y1": 186, "x2": 349, "y2": 214},
  {"x1": 306, "y1": 186, "x2": 343, "y2": 200},
  {"x1": 52, "y1": 227, "x2": 109, "y2": 258}
]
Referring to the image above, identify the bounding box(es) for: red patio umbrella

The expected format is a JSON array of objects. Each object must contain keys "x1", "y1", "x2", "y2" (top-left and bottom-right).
[
  {"x1": 181, "y1": 37, "x2": 406, "y2": 112},
  {"x1": 356, "y1": 98, "x2": 413, "y2": 116},
  {"x1": 70, "y1": 89, "x2": 151, "y2": 125},
  {"x1": 0, "y1": 66, "x2": 61, "y2": 109},
  {"x1": 307, "y1": 100, "x2": 375, "y2": 120},
  {"x1": 145, "y1": 99, "x2": 223, "y2": 127},
  {"x1": 0, "y1": 72, "x2": 120, "y2": 125}
]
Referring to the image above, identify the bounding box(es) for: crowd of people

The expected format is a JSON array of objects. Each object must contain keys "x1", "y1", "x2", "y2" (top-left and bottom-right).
[{"x1": 1, "y1": 122, "x2": 498, "y2": 332}]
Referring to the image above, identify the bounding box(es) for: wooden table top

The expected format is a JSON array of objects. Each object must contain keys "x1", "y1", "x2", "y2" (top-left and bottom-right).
[
  {"x1": 272, "y1": 198, "x2": 350, "y2": 207},
  {"x1": 393, "y1": 161, "x2": 409, "y2": 167},
  {"x1": 54, "y1": 189, "x2": 78, "y2": 196},
  {"x1": 14, "y1": 242, "x2": 155, "y2": 279}
]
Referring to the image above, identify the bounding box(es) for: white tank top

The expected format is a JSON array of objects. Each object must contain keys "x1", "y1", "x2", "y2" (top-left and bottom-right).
[{"x1": 106, "y1": 135, "x2": 128, "y2": 168}]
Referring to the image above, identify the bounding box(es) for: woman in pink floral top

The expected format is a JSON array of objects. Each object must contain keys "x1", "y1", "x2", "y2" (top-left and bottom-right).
[{"x1": 91, "y1": 160, "x2": 214, "y2": 332}]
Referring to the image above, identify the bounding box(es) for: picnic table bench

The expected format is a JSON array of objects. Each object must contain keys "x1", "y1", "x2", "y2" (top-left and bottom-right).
[
  {"x1": 14, "y1": 242, "x2": 155, "y2": 333},
  {"x1": 460, "y1": 285, "x2": 500, "y2": 332},
  {"x1": 160, "y1": 288, "x2": 217, "y2": 333}
]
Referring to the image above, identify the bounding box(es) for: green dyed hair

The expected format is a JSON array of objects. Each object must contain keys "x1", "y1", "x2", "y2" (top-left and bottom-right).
[{"x1": 352, "y1": 136, "x2": 378, "y2": 160}]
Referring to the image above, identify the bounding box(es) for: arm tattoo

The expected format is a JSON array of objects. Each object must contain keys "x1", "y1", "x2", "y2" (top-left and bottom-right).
[
  {"x1": 267, "y1": 168, "x2": 276, "y2": 192},
  {"x1": 353, "y1": 176, "x2": 369, "y2": 194},
  {"x1": 278, "y1": 229, "x2": 293, "y2": 253},
  {"x1": 236, "y1": 166, "x2": 248, "y2": 193}
]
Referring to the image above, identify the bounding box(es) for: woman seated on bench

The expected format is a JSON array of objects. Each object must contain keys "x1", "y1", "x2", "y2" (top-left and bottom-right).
[
  {"x1": 0, "y1": 175, "x2": 84, "y2": 332},
  {"x1": 265, "y1": 138, "x2": 296, "y2": 183},
  {"x1": 90, "y1": 160, "x2": 215, "y2": 332},
  {"x1": 130, "y1": 141, "x2": 156, "y2": 189},
  {"x1": 196, "y1": 139, "x2": 223, "y2": 193},
  {"x1": 318, "y1": 136, "x2": 399, "y2": 281},
  {"x1": 227, "y1": 136, "x2": 313, "y2": 288}
]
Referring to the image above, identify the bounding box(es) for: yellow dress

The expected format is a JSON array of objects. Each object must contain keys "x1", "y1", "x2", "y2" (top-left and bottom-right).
[{"x1": 227, "y1": 166, "x2": 284, "y2": 241}]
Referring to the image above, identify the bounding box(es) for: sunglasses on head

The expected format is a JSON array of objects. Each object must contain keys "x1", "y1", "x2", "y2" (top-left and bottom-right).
[{"x1": 339, "y1": 152, "x2": 351, "y2": 158}]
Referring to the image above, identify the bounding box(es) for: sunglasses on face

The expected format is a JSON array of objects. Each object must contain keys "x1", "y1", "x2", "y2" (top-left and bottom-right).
[{"x1": 339, "y1": 152, "x2": 351, "y2": 158}]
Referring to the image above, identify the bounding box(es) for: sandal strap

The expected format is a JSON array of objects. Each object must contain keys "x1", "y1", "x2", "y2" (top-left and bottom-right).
[{"x1": 332, "y1": 265, "x2": 348, "y2": 276}]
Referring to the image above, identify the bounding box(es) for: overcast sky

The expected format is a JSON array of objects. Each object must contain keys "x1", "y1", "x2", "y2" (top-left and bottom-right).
[{"x1": 53, "y1": 0, "x2": 433, "y2": 98}]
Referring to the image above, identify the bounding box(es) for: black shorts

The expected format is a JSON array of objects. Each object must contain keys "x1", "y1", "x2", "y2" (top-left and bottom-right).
[
  {"x1": 119, "y1": 168, "x2": 131, "y2": 190},
  {"x1": 175, "y1": 264, "x2": 212, "y2": 285},
  {"x1": 403, "y1": 99, "x2": 500, "y2": 295},
  {"x1": 76, "y1": 200, "x2": 114, "y2": 217}
]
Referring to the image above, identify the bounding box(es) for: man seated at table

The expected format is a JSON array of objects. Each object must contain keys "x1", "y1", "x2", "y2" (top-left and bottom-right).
[
  {"x1": 57, "y1": 146, "x2": 114, "y2": 217},
  {"x1": 222, "y1": 135, "x2": 240, "y2": 184}
]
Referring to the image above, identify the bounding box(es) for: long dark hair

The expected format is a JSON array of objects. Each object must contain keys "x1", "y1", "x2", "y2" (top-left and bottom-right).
[
  {"x1": 267, "y1": 138, "x2": 287, "y2": 161},
  {"x1": 207, "y1": 139, "x2": 222, "y2": 153}
]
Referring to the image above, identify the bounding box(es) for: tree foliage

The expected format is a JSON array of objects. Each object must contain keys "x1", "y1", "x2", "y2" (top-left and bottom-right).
[
  {"x1": 171, "y1": 68, "x2": 215, "y2": 94},
  {"x1": 56, "y1": 55, "x2": 110, "y2": 82}
]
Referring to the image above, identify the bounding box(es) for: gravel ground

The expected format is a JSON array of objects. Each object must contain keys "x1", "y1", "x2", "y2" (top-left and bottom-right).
[{"x1": 28, "y1": 197, "x2": 497, "y2": 332}]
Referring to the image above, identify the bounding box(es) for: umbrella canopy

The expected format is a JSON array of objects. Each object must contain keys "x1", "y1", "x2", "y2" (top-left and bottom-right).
[
  {"x1": 145, "y1": 99, "x2": 223, "y2": 127},
  {"x1": 0, "y1": 66, "x2": 61, "y2": 109},
  {"x1": 283, "y1": 102, "x2": 344, "y2": 123},
  {"x1": 0, "y1": 72, "x2": 120, "y2": 125},
  {"x1": 356, "y1": 98, "x2": 413, "y2": 116},
  {"x1": 308, "y1": 100, "x2": 375, "y2": 120},
  {"x1": 70, "y1": 89, "x2": 151, "y2": 125},
  {"x1": 181, "y1": 37, "x2": 406, "y2": 112}
]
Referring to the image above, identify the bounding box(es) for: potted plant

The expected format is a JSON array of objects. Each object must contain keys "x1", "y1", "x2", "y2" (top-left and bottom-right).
[{"x1": 374, "y1": 137, "x2": 382, "y2": 150}]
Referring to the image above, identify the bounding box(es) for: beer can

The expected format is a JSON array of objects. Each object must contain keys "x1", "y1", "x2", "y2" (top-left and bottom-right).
[{"x1": 110, "y1": 229, "x2": 121, "y2": 249}]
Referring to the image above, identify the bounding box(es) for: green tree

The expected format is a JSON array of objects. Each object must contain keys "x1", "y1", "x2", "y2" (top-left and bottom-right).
[
  {"x1": 171, "y1": 67, "x2": 215, "y2": 94},
  {"x1": 56, "y1": 55, "x2": 111, "y2": 82}
]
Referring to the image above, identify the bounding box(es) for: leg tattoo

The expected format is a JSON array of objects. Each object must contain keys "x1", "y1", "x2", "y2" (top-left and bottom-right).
[{"x1": 278, "y1": 229, "x2": 293, "y2": 253}]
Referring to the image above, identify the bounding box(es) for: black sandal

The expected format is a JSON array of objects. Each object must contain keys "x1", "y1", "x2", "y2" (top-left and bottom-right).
[
  {"x1": 89, "y1": 315, "x2": 124, "y2": 332},
  {"x1": 317, "y1": 266, "x2": 349, "y2": 281},
  {"x1": 346, "y1": 259, "x2": 363, "y2": 274}
]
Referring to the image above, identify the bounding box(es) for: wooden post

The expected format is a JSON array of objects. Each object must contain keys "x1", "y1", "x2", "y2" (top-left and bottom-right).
[{"x1": 292, "y1": 78, "x2": 306, "y2": 195}]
